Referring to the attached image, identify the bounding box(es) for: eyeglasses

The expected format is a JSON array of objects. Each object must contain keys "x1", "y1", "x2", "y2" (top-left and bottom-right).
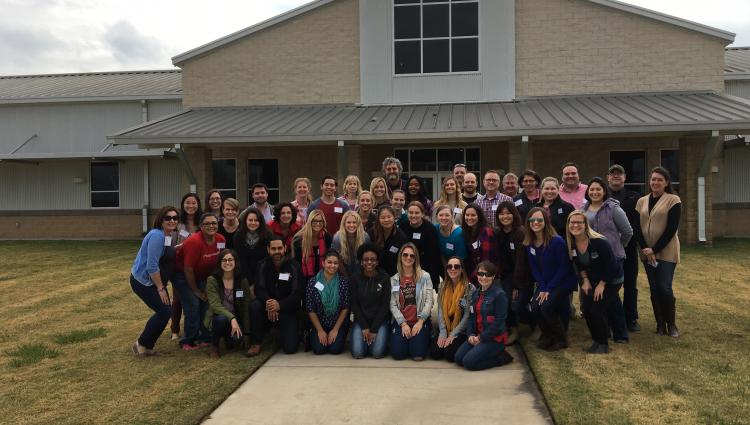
[
  {"x1": 201, "y1": 222, "x2": 219, "y2": 227},
  {"x1": 569, "y1": 221, "x2": 585, "y2": 226},
  {"x1": 446, "y1": 264, "x2": 462, "y2": 270},
  {"x1": 401, "y1": 253, "x2": 416, "y2": 259},
  {"x1": 522, "y1": 180, "x2": 536, "y2": 184},
  {"x1": 477, "y1": 271, "x2": 495, "y2": 278},
  {"x1": 528, "y1": 218, "x2": 544, "y2": 224},
  {"x1": 221, "y1": 258, "x2": 235, "y2": 263},
  {"x1": 164, "y1": 215, "x2": 179, "y2": 222},
  {"x1": 311, "y1": 219, "x2": 325, "y2": 224}
]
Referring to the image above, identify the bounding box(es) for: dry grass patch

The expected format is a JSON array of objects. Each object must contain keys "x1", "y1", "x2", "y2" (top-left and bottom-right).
[
  {"x1": 0, "y1": 241, "x2": 274, "y2": 425},
  {"x1": 521, "y1": 238, "x2": 750, "y2": 425}
]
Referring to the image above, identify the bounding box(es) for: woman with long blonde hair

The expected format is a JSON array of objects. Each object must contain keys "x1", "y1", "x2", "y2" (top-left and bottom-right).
[
  {"x1": 292, "y1": 209, "x2": 333, "y2": 281},
  {"x1": 291, "y1": 177, "x2": 314, "y2": 226},
  {"x1": 430, "y1": 257, "x2": 473, "y2": 362},
  {"x1": 356, "y1": 191, "x2": 377, "y2": 232},
  {"x1": 370, "y1": 177, "x2": 390, "y2": 209},
  {"x1": 339, "y1": 175, "x2": 362, "y2": 210},
  {"x1": 331, "y1": 210, "x2": 370, "y2": 277},
  {"x1": 433, "y1": 176, "x2": 467, "y2": 224}
]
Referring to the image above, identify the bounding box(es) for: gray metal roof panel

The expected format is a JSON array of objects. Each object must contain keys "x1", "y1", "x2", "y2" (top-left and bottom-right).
[
  {"x1": 0, "y1": 70, "x2": 182, "y2": 102},
  {"x1": 725, "y1": 47, "x2": 750, "y2": 79},
  {"x1": 109, "y1": 93, "x2": 750, "y2": 144}
]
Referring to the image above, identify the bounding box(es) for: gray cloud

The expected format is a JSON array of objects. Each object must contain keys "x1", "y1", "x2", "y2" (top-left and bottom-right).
[
  {"x1": 103, "y1": 20, "x2": 169, "y2": 66},
  {"x1": 0, "y1": 26, "x2": 68, "y2": 71}
]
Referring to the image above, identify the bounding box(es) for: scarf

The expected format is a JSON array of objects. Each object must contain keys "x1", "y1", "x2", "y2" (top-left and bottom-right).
[
  {"x1": 245, "y1": 231, "x2": 260, "y2": 249},
  {"x1": 442, "y1": 279, "x2": 467, "y2": 335},
  {"x1": 316, "y1": 270, "x2": 340, "y2": 316},
  {"x1": 302, "y1": 231, "x2": 327, "y2": 277}
]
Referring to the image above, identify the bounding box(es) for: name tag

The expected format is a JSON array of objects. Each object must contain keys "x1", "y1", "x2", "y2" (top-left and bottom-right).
[
  {"x1": 453, "y1": 207, "x2": 462, "y2": 214},
  {"x1": 236, "y1": 290, "x2": 244, "y2": 298},
  {"x1": 470, "y1": 305, "x2": 474, "y2": 314},
  {"x1": 557, "y1": 208, "x2": 564, "y2": 214},
  {"x1": 163, "y1": 236, "x2": 172, "y2": 246},
  {"x1": 446, "y1": 243, "x2": 454, "y2": 250},
  {"x1": 514, "y1": 199, "x2": 523, "y2": 207},
  {"x1": 472, "y1": 240, "x2": 480, "y2": 249},
  {"x1": 530, "y1": 247, "x2": 536, "y2": 256},
  {"x1": 389, "y1": 246, "x2": 399, "y2": 253},
  {"x1": 179, "y1": 229, "x2": 190, "y2": 238},
  {"x1": 591, "y1": 252, "x2": 599, "y2": 259},
  {"x1": 571, "y1": 250, "x2": 577, "y2": 257},
  {"x1": 334, "y1": 207, "x2": 343, "y2": 213},
  {"x1": 315, "y1": 282, "x2": 325, "y2": 291},
  {"x1": 491, "y1": 204, "x2": 498, "y2": 211},
  {"x1": 391, "y1": 285, "x2": 400, "y2": 293},
  {"x1": 217, "y1": 242, "x2": 226, "y2": 249},
  {"x1": 412, "y1": 233, "x2": 421, "y2": 240},
  {"x1": 279, "y1": 273, "x2": 290, "y2": 281},
  {"x1": 510, "y1": 242, "x2": 515, "y2": 250}
]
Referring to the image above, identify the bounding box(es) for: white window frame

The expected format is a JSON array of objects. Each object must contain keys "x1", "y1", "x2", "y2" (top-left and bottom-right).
[
  {"x1": 90, "y1": 161, "x2": 120, "y2": 209},
  {"x1": 212, "y1": 158, "x2": 237, "y2": 200},
  {"x1": 392, "y1": 0, "x2": 481, "y2": 76},
  {"x1": 247, "y1": 158, "x2": 281, "y2": 204},
  {"x1": 609, "y1": 149, "x2": 647, "y2": 194},
  {"x1": 394, "y1": 146, "x2": 481, "y2": 175}
]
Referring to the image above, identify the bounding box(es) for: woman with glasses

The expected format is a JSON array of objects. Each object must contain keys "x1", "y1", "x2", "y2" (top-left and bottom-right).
[
  {"x1": 130, "y1": 206, "x2": 179, "y2": 356},
  {"x1": 367, "y1": 205, "x2": 407, "y2": 276},
  {"x1": 390, "y1": 243, "x2": 434, "y2": 361},
  {"x1": 331, "y1": 211, "x2": 370, "y2": 277},
  {"x1": 524, "y1": 207, "x2": 578, "y2": 352},
  {"x1": 454, "y1": 261, "x2": 514, "y2": 370},
  {"x1": 218, "y1": 198, "x2": 240, "y2": 250},
  {"x1": 399, "y1": 201, "x2": 442, "y2": 288},
  {"x1": 292, "y1": 209, "x2": 333, "y2": 282},
  {"x1": 205, "y1": 189, "x2": 223, "y2": 218},
  {"x1": 234, "y1": 207, "x2": 272, "y2": 285},
  {"x1": 204, "y1": 249, "x2": 252, "y2": 358},
  {"x1": 515, "y1": 170, "x2": 542, "y2": 220},
  {"x1": 306, "y1": 251, "x2": 350, "y2": 355},
  {"x1": 535, "y1": 177, "x2": 575, "y2": 237},
  {"x1": 174, "y1": 212, "x2": 226, "y2": 350},
  {"x1": 461, "y1": 204, "x2": 498, "y2": 280},
  {"x1": 430, "y1": 257, "x2": 473, "y2": 362},
  {"x1": 349, "y1": 243, "x2": 391, "y2": 359},
  {"x1": 565, "y1": 211, "x2": 623, "y2": 354}
]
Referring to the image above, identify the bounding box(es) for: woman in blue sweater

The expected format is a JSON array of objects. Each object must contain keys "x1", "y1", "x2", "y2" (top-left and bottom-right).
[
  {"x1": 524, "y1": 207, "x2": 578, "y2": 352},
  {"x1": 566, "y1": 211, "x2": 624, "y2": 354},
  {"x1": 129, "y1": 206, "x2": 179, "y2": 356}
]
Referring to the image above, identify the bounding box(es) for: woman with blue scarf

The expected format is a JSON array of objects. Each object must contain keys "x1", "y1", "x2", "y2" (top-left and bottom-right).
[{"x1": 306, "y1": 251, "x2": 351, "y2": 354}]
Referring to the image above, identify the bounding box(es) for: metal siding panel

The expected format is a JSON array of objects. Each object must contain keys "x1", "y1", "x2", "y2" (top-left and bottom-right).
[
  {"x1": 725, "y1": 81, "x2": 750, "y2": 101},
  {"x1": 119, "y1": 159, "x2": 145, "y2": 209},
  {"x1": 148, "y1": 100, "x2": 183, "y2": 120},
  {"x1": 724, "y1": 147, "x2": 750, "y2": 203},
  {"x1": 0, "y1": 160, "x2": 90, "y2": 209},
  {"x1": 392, "y1": 75, "x2": 483, "y2": 104},
  {"x1": 149, "y1": 159, "x2": 183, "y2": 207}
]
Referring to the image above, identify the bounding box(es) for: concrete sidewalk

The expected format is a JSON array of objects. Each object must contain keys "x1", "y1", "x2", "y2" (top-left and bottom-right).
[{"x1": 203, "y1": 345, "x2": 552, "y2": 425}]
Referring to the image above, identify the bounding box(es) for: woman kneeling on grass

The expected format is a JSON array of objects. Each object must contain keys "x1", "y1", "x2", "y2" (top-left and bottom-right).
[
  {"x1": 306, "y1": 251, "x2": 350, "y2": 355},
  {"x1": 130, "y1": 206, "x2": 178, "y2": 356},
  {"x1": 204, "y1": 249, "x2": 252, "y2": 358},
  {"x1": 566, "y1": 211, "x2": 623, "y2": 354},
  {"x1": 430, "y1": 257, "x2": 473, "y2": 362},
  {"x1": 454, "y1": 261, "x2": 514, "y2": 370},
  {"x1": 390, "y1": 243, "x2": 433, "y2": 361}
]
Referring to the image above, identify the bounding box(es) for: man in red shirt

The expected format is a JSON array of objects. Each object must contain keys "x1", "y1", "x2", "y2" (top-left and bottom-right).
[{"x1": 308, "y1": 176, "x2": 350, "y2": 236}]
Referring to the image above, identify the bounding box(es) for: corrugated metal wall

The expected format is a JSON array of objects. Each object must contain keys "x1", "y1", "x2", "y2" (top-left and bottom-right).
[
  {"x1": 726, "y1": 81, "x2": 750, "y2": 100},
  {"x1": 148, "y1": 100, "x2": 183, "y2": 120},
  {"x1": 0, "y1": 160, "x2": 91, "y2": 209},
  {"x1": 119, "y1": 159, "x2": 145, "y2": 208},
  {"x1": 149, "y1": 159, "x2": 183, "y2": 207},
  {"x1": 724, "y1": 147, "x2": 750, "y2": 203}
]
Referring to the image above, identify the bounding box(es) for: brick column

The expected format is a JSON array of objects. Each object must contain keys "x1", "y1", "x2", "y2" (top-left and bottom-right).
[
  {"x1": 183, "y1": 146, "x2": 212, "y2": 197},
  {"x1": 678, "y1": 136, "x2": 714, "y2": 245}
]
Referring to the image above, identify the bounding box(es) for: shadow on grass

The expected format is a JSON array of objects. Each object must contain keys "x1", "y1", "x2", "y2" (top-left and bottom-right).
[
  {"x1": 6, "y1": 343, "x2": 61, "y2": 368},
  {"x1": 53, "y1": 327, "x2": 108, "y2": 345}
]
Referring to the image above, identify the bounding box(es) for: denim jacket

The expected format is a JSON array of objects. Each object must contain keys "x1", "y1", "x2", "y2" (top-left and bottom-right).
[
  {"x1": 389, "y1": 272, "x2": 433, "y2": 325},
  {"x1": 466, "y1": 281, "x2": 508, "y2": 343}
]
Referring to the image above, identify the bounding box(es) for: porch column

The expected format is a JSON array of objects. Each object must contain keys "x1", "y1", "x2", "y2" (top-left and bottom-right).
[{"x1": 337, "y1": 140, "x2": 348, "y2": 183}]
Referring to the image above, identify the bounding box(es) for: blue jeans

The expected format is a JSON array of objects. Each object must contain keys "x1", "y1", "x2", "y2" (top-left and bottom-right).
[
  {"x1": 350, "y1": 322, "x2": 389, "y2": 359},
  {"x1": 644, "y1": 260, "x2": 676, "y2": 299},
  {"x1": 390, "y1": 320, "x2": 431, "y2": 360},
  {"x1": 454, "y1": 339, "x2": 506, "y2": 371},
  {"x1": 130, "y1": 275, "x2": 172, "y2": 349},
  {"x1": 172, "y1": 272, "x2": 209, "y2": 346},
  {"x1": 310, "y1": 322, "x2": 349, "y2": 355},
  {"x1": 211, "y1": 315, "x2": 244, "y2": 347}
]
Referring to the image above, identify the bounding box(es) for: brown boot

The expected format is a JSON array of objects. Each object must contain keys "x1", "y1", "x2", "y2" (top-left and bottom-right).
[
  {"x1": 209, "y1": 345, "x2": 220, "y2": 359},
  {"x1": 246, "y1": 344, "x2": 262, "y2": 357}
]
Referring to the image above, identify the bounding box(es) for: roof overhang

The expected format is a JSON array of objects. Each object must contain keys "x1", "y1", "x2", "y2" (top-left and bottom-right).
[
  {"x1": 0, "y1": 149, "x2": 176, "y2": 162},
  {"x1": 0, "y1": 94, "x2": 183, "y2": 105}
]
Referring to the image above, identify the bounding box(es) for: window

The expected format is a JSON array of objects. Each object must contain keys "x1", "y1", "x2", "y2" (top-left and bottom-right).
[
  {"x1": 248, "y1": 159, "x2": 280, "y2": 205},
  {"x1": 90, "y1": 161, "x2": 119, "y2": 208},
  {"x1": 660, "y1": 149, "x2": 680, "y2": 194},
  {"x1": 212, "y1": 159, "x2": 237, "y2": 200},
  {"x1": 609, "y1": 151, "x2": 646, "y2": 195},
  {"x1": 395, "y1": 147, "x2": 481, "y2": 199},
  {"x1": 394, "y1": 0, "x2": 479, "y2": 75}
]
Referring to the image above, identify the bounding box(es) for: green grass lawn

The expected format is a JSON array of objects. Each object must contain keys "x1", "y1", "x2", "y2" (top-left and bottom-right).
[
  {"x1": 520, "y1": 238, "x2": 750, "y2": 425},
  {"x1": 0, "y1": 241, "x2": 273, "y2": 425}
]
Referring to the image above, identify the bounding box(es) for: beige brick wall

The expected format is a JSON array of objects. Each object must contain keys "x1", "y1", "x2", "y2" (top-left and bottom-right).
[
  {"x1": 180, "y1": 0, "x2": 360, "y2": 108},
  {"x1": 516, "y1": 0, "x2": 726, "y2": 97}
]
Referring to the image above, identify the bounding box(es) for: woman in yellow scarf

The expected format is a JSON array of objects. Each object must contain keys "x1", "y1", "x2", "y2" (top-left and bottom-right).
[{"x1": 430, "y1": 256, "x2": 474, "y2": 362}]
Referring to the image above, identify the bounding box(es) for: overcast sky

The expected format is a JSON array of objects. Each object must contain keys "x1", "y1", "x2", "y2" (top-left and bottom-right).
[{"x1": 0, "y1": 0, "x2": 748, "y2": 75}]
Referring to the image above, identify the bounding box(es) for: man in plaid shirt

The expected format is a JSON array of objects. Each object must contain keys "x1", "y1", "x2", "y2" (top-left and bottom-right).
[{"x1": 476, "y1": 170, "x2": 513, "y2": 227}]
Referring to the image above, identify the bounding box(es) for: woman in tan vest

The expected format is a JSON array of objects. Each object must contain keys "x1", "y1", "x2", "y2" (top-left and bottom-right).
[{"x1": 635, "y1": 167, "x2": 681, "y2": 337}]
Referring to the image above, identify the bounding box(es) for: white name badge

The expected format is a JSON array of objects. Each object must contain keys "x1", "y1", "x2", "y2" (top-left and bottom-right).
[
  {"x1": 217, "y1": 243, "x2": 226, "y2": 249},
  {"x1": 391, "y1": 285, "x2": 400, "y2": 293},
  {"x1": 470, "y1": 305, "x2": 475, "y2": 314},
  {"x1": 236, "y1": 290, "x2": 244, "y2": 298},
  {"x1": 446, "y1": 243, "x2": 454, "y2": 250},
  {"x1": 530, "y1": 247, "x2": 536, "y2": 256},
  {"x1": 179, "y1": 230, "x2": 190, "y2": 238},
  {"x1": 412, "y1": 233, "x2": 421, "y2": 240},
  {"x1": 472, "y1": 240, "x2": 480, "y2": 249},
  {"x1": 491, "y1": 204, "x2": 498, "y2": 211},
  {"x1": 571, "y1": 250, "x2": 577, "y2": 257},
  {"x1": 279, "y1": 273, "x2": 290, "y2": 281},
  {"x1": 453, "y1": 207, "x2": 462, "y2": 214},
  {"x1": 514, "y1": 199, "x2": 523, "y2": 207},
  {"x1": 591, "y1": 252, "x2": 599, "y2": 259},
  {"x1": 163, "y1": 236, "x2": 172, "y2": 246},
  {"x1": 557, "y1": 208, "x2": 564, "y2": 214},
  {"x1": 389, "y1": 246, "x2": 399, "y2": 253},
  {"x1": 315, "y1": 282, "x2": 325, "y2": 291},
  {"x1": 510, "y1": 242, "x2": 515, "y2": 250},
  {"x1": 334, "y1": 207, "x2": 343, "y2": 213}
]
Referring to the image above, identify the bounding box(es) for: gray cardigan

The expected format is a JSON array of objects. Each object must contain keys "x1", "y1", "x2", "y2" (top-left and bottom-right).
[
  {"x1": 389, "y1": 272, "x2": 434, "y2": 325},
  {"x1": 436, "y1": 282, "x2": 474, "y2": 338}
]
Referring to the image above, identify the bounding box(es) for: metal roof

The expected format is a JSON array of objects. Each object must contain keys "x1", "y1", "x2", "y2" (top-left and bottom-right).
[
  {"x1": 0, "y1": 70, "x2": 182, "y2": 104},
  {"x1": 110, "y1": 92, "x2": 750, "y2": 145},
  {"x1": 172, "y1": 0, "x2": 734, "y2": 65},
  {"x1": 726, "y1": 47, "x2": 750, "y2": 81},
  {"x1": 0, "y1": 149, "x2": 174, "y2": 161}
]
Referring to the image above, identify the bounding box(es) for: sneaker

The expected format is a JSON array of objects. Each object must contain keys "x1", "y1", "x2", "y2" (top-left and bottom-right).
[
  {"x1": 197, "y1": 341, "x2": 211, "y2": 348},
  {"x1": 627, "y1": 322, "x2": 641, "y2": 332},
  {"x1": 614, "y1": 339, "x2": 629, "y2": 344},
  {"x1": 171, "y1": 333, "x2": 179, "y2": 341},
  {"x1": 498, "y1": 350, "x2": 514, "y2": 366},
  {"x1": 132, "y1": 342, "x2": 146, "y2": 357},
  {"x1": 667, "y1": 324, "x2": 680, "y2": 338},
  {"x1": 181, "y1": 343, "x2": 200, "y2": 352},
  {"x1": 144, "y1": 348, "x2": 160, "y2": 356}
]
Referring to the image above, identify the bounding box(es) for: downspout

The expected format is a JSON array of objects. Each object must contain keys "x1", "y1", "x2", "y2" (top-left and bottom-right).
[
  {"x1": 337, "y1": 140, "x2": 347, "y2": 183},
  {"x1": 174, "y1": 143, "x2": 198, "y2": 193},
  {"x1": 697, "y1": 130, "x2": 720, "y2": 244},
  {"x1": 141, "y1": 100, "x2": 149, "y2": 234},
  {"x1": 519, "y1": 136, "x2": 530, "y2": 172}
]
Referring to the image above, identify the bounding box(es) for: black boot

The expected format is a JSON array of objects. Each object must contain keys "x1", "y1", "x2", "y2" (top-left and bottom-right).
[
  {"x1": 536, "y1": 321, "x2": 553, "y2": 350},
  {"x1": 664, "y1": 296, "x2": 680, "y2": 338},
  {"x1": 651, "y1": 296, "x2": 666, "y2": 335},
  {"x1": 545, "y1": 319, "x2": 569, "y2": 352}
]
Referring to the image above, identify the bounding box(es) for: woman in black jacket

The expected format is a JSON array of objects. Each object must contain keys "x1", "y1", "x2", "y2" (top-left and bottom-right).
[
  {"x1": 493, "y1": 201, "x2": 529, "y2": 344},
  {"x1": 367, "y1": 205, "x2": 407, "y2": 276},
  {"x1": 233, "y1": 207, "x2": 272, "y2": 284},
  {"x1": 566, "y1": 211, "x2": 624, "y2": 354},
  {"x1": 349, "y1": 243, "x2": 392, "y2": 359},
  {"x1": 399, "y1": 201, "x2": 442, "y2": 287},
  {"x1": 535, "y1": 177, "x2": 575, "y2": 237}
]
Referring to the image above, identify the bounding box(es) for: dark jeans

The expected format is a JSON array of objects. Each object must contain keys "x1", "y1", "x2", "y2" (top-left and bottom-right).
[
  {"x1": 350, "y1": 322, "x2": 389, "y2": 359},
  {"x1": 390, "y1": 321, "x2": 431, "y2": 360},
  {"x1": 249, "y1": 299, "x2": 300, "y2": 354},
  {"x1": 211, "y1": 315, "x2": 244, "y2": 347},
  {"x1": 581, "y1": 284, "x2": 620, "y2": 345},
  {"x1": 310, "y1": 322, "x2": 349, "y2": 355},
  {"x1": 606, "y1": 283, "x2": 629, "y2": 342},
  {"x1": 130, "y1": 275, "x2": 172, "y2": 350},
  {"x1": 644, "y1": 260, "x2": 676, "y2": 299},
  {"x1": 622, "y1": 246, "x2": 639, "y2": 324},
  {"x1": 429, "y1": 333, "x2": 468, "y2": 362},
  {"x1": 454, "y1": 339, "x2": 506, "y2": 371},
  {"x1": 172, "y1": 272, "x2": 210, "y2": 345},
  {"x1": 512, "y1": 285, "x2": 535, "y2": 326},
  {"x1": 531, "y1": 285, "x2": 570, "y2": 331},
  {"x1": 159, "y1": 246, "x2": 182, "y2": 335},
  {"x1": 500, "y1": 275, "x2": 517, "y2": 327}
]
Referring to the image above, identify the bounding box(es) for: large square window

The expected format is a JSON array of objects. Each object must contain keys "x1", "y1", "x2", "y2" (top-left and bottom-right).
[
  {"x1": 248, "y1": 159, "x2": 280, "y2": 205},
  {"x1": 90, "y1": 161, "x2": 119, "y2": 208}
]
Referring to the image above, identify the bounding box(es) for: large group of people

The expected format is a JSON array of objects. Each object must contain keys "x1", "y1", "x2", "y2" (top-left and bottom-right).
[{"x1": 130, "y1": 156, "x2": 682, "y2": 370}]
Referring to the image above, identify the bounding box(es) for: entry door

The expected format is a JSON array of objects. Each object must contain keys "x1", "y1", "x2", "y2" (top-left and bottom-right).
[{"x1": 427, "y1": 172, "x2": 453, "y2": 201}]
